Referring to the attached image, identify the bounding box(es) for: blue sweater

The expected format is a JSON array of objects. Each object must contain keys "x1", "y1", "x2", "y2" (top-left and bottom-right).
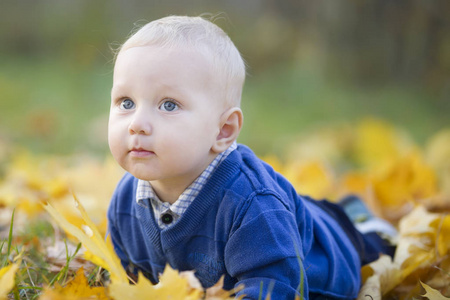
[{"x1": 107, "y1": 144, "x2": 361, "y2": 299}]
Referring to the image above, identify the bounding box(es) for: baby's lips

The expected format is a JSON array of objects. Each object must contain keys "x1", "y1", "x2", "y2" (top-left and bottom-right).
[{"x1": 129, "y1": 148, "x2": 155, "y2": 157}]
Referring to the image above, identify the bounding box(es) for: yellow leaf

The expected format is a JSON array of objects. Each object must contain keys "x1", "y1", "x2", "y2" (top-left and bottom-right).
[
  {"x1": 421, "y1": 281, "x2": 450, "y2": 300},
  {"x1": 398, "y1": 205, "x2": 438, "y2": 236},
  {"x1": 40, "y1": 267, "x2": 108, "y2": 300},
  {"x1": 16, "y1": 198, "x2": 45, "y2": 216},
  {"x1": 372, "y1": 151, "x2": 438, "y2": 217},
  {"x1": 359, "y1": 206, "x2": 445, "y2": 296},
  {"x1": 82, "y1": 239, "x2": 117, "y2": 273},
  {"x1": 340, "y1": 172, "x2": 372, "y2": 198},
  {"x1": 260, "y1": 155, "x2": 284, "y2": 174},
  {"x1": 426, "y1": 129, "x2": 450, "y2": 197},
  {"x1": 363, "y1": 255, "x2": 403, "y2": 294},
  {"x1": 43, "y1": 196, "x2": 128, "y2": 283},
  {"x1": 354, "y1": 118, "x2": 411, "y2": 168},
  {"x1": 108, "y1": 265, "x2": 202, "y2": 300},
  {"x1": 283, "y1": 160, "x2": 335, "y2": 200},
  {"x1": 426, "y1": 129, "x2": 450, "y2": 173},
  {"x1": 204, "y1": 276, "x2": 244, "y2": 300},
  {"x1": 355, "y1": 118, "x2": 408, "y2": 166},
  {"x1": 0, "y1": 263, "x2": 19, "y2": 300},
  {"x1": 395, "y1": 206, "x2": 438, "y2": 268},
  {"x1": 431, "y1": 214, "x2": 450, "y2": 257}
]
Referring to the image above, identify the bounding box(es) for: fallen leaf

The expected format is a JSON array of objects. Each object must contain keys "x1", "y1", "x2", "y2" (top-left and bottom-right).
[
  {"x1": 204, "y1": 276, "x2": 244, "y2": 300},
  {"x1": 108, "y1": 265, "x2": 202, "y2": 300},
  {"x1": 421, "y1": 281, "x2": 450, "y2": 300},
  {"x1": 353, "y1": 118, "x2": 412, "y2": 168},
  {"x1": 426, "y1": 129, "x2": 450, "y2": 196},
  {"x1": 283, "y1": 160, "x2": 335, "y2": 200},
  {"x1": 40, "y1": 267, "x2": 108, "y2": 300},
  {"x1": 357, "y1": 274, "x2": 381, "y2": 300},
  {"x1": 260, "y1": 155, "x2": 284, "y2": 174},
  {"x1": 43, "y1": 196, "x2": 128, "y2": 283},
  {"x1": 372, "y1": 151, "x2": 438, "y2": 221},
  {"x1": 0, "y1": 263, "x2": 19, "y2": 300}
]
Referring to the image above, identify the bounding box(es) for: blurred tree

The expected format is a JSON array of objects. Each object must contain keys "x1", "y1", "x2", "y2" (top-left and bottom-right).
[{"x1": 262, "y1": 0, "x2": 449, "y2": 103}]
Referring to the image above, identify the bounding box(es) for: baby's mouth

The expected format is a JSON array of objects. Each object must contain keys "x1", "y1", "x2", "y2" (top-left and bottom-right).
[{"x1": 129, "y1": 148, "x2": 155, "y2": 157}]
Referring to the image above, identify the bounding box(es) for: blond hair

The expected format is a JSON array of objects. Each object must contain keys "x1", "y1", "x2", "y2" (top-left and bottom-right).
[{"x1": 117, "y1": 15, "x2": 246, "y2": 107}]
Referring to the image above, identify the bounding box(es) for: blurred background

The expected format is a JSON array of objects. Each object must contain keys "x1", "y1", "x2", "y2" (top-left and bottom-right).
[{"x1": 0, "y1": 0, "x2": 449, "y2": 156}]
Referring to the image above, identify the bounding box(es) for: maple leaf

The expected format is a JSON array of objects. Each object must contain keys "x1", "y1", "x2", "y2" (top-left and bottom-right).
[
  {"x1": 43, "y1": 195, "x2": 128, "y2": 283},
  {"x1": 40, "y1": 267, "x2": 108, "y2": 300},
  {"x1": 359, "y1": 205, "x2": 449, "y2": 297},
  {"x1": 108, "y1": 265, "x2": 202, "y2": 300},
  {"x1": 421, "y1": 281, "x2": 450, "y2": 300},
  {"x1": 0, "y1": 263, "x2": 19, "y2": 300}
]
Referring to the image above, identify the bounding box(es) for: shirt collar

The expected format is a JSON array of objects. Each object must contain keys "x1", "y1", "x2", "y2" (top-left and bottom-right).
[{"x1": 136, "y1": 142, "x2": 237, "y2": 227}]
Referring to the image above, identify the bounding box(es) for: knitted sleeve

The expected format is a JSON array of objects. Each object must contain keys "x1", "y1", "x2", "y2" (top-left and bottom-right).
[{"x1": 224, "y1": 190, "x2": 308, "y2": 300}]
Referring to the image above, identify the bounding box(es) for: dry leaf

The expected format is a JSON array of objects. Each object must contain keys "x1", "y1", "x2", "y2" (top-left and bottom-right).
[
  {"x1": 43, "y1": 196, "x2": 128, "y2": 283},
  {"x1": 421, "y1": 281, "x2": 450, "y2": 300},
  {"x1": 360, "y1": 205, "x2": 450, "y2": 298},
  {"x1": 108, "y1": 265, "x2": 202, "y2": 300},
  {"x1": 283, "y1": 160, "x2": 335, "y2": 200},
  {"x1": 204, "y1": 276, "x2": 244, "y2": 300},
  {"x1": 0, "y1": 263, "x2": 19, "y2": 300},
  {"x1": 426, "y1": 129, "x2": 450, "y2": 197},
  {"x1": 260, "y1": 155, "x2": 284, "y2": 174},
  {"x1": 357, "y1": 275, "x2": 381, "y2": 300},
  {"x1": 353, "y1": 118, "x2": 412, "y2": 168},
  {"x1": 40, "y1": 268, "x2": 108, "y2": 300},
  {"x1": 372, "y1": 151, "x2": 438, "y2": 221}
]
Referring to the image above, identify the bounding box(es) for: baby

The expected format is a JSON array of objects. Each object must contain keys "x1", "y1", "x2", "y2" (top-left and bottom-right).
[{"x1": 107, "y1": 15, "x2": 395, "y2": 299}]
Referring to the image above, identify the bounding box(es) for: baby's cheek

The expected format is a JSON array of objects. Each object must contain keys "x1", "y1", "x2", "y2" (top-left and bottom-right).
[{"x1": 108, "y1": 137, "x2": 125, "y2": 164}]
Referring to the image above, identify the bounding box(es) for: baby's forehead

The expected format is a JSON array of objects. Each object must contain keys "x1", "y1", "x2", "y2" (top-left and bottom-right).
[
  {"x1": 114, "y1": 45, "x2": 228, "y2": 98},
  {"x1": 117, "y1": 44, "x2": 217, "y2": 77}
]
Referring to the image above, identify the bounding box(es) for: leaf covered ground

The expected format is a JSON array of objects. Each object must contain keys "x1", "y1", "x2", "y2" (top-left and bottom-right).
[{"x1": 0, "y1": 117, "x2": 449, "y2": 299}]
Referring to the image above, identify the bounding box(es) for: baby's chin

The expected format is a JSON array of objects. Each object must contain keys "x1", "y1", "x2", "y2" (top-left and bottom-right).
[
  {"x1": 117, "y1": 162, "x2": 154, "y2": 181},
  {"x1": 128, "y1": 170, "x2": 156, "y2": 181}
]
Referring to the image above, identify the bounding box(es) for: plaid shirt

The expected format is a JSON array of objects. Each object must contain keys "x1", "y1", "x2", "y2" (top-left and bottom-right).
[{"x1": 136, "y1": 142, "x2": 237, "y2": 229}]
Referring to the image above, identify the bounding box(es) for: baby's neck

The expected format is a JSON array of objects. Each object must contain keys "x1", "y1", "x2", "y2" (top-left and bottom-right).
[
  {"x1": 149, "y1": 152, "x2": 219, "y2": 204},
  {"x1": 150, "y1": 182, "x2": 183, "y2": 204}
]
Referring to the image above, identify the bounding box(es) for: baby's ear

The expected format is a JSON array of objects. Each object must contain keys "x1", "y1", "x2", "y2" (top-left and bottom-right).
[{"x1": 212, "y1": 107, "x2": 243, "y2": 153}]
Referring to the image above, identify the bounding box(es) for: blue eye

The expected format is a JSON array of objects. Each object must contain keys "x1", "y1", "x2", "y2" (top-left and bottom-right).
[
  {"x1": 120, "y1": 99, "x2": 135, "y2": 110},
  {"x1": 160, "y1": 100, "x2": 179, "y2": 112}
]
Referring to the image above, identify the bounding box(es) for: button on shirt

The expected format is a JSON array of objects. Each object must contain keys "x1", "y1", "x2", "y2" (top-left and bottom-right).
[{"x1": 136, "y1": 142, "x2": 237, "y2": 229}]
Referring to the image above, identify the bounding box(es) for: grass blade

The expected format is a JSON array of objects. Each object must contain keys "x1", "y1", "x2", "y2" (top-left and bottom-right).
[{"x1": 2, "y1": 208, "x2": 15, "y2": 268}]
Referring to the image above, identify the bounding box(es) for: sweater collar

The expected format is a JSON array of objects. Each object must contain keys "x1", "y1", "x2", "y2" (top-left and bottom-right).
[{"x1": 136, "y1": 145, "x2": 242, "y2": 251}]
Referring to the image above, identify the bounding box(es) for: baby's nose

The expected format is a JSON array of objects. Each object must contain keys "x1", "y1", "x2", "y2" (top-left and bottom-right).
[{"x1": 128, "y1": 112, "x2": 152, "y2": 135}]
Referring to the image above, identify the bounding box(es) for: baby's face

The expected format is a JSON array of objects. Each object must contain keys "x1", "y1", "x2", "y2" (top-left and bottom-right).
[{"x1": 108, "y1": 45, "x2": 225, "y2": 186}]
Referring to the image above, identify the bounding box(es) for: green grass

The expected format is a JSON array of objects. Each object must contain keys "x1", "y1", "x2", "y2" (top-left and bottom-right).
[{"x1": 0, "y1": 211, "x2": 102, "y2": 299}]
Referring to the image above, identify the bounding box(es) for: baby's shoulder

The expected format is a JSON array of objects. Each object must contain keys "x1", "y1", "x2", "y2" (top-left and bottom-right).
[
  {"x1": 110, "y1": 172, "x2": 139, "y2": 209},
  {"x1": 115, "y1": 172, "x2": 138, "y2": 193},
  {"x1": 221, "y1": 162, "x2": 297, "y2": 220}
]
